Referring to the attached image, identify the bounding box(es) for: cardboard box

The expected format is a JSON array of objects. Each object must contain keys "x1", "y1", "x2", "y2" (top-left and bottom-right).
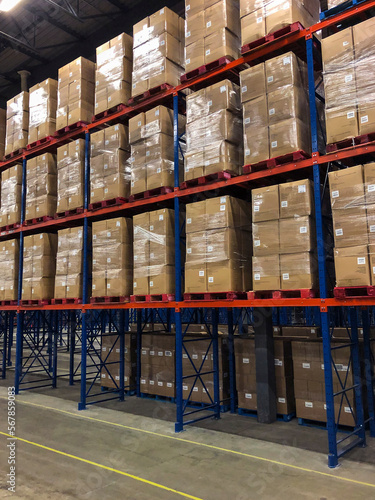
[
  {"x1": 322, "y1": 26, "x2": 354, "y2": 71},
  {"x1": 332, "y1": 208, "x2": 368, "y2": 248},
  {"x1": 205, "y1": 0, "x2": 240, "y2": 38},
  {"x1": 279, "y1": 216, "x2": 315, "y2": 254},
  {"x1": 267, "y1": 85, "x2": 308, "y2": 125},
  {"x1": 265, "y1": 52, "x2": 307, "y2": 93},
  {"x1": 334, "y1": 245, "x2": 371, "y2": 287},
  {"x1": 269, "y1": 118, "x2": 311, "y2": 158},
  {"x1": 252, "y1": 185, "x2": 279, "y2": 222},
  {"x1": 241, "y1": 9, "x2": 266, "y2": 46},
  {"x1": 280, "y1": 252, "x2": 318, "y2": 290},
  {"x1": 252, "y1": 255, "x2": 280, "y2": 291},
  {"x1": 240, "y1": 63, "x2": 266, "y2": 103},
  {"x1": 185, "y1": 39, "x2": 205, "y2": 73},
  {"x1": 204, "y1": 28, "x2": 239, "y2": 65},
  {"x1": 279, "y1": 179, "x2": 314, "y2": 218},
  {"x1": 325, "y1": 106, "x2": 359, "y2": 145},
  {"x1": 328, "y1": 165, "x2": 365, "y2": 211},
  {"x1": 244, "y1": 127, "x2": 270, "y2": 164},
  {"x1": 253, "y1": 220, "x2": 279, "y2": 256}
]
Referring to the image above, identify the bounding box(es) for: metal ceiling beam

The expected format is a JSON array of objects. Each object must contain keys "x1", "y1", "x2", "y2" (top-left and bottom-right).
[
  {"x1": 42, "y1": 0, "x2": 84, "y2": 23},
  {"x1": 0, "y1": 30, "x2": 49, "y2": 63},
  {"x1": 104, "y1": 0, "x2": 127, "y2": 10},
  {"x1": 23, "y1": 5, "x2": 84, "y2": 40}
]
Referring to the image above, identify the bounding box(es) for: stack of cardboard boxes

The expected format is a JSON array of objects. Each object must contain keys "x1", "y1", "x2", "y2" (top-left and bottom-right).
[
  {"x1": 326, "y1": 0, "x2": 345, "y2": 8},
  {"x1": 56, "y1": 139, "x2": 85, "y2": 214},
  {"x1": 90, "y1": 123, "x2": 131, "y2": 204},
  {"x1": 0, "y1": 108, "x2": 6, "y2": 158},
  {"x1": 0, "y1": 165, "x2": 22, "y2": 228},
  {"x1": 252, "y1": 179, "x2": 318, "y2": 291},
  {"x1": 92, "y1": 217, "x2": 133, "y2": 299},
  {"x1": 322, "y1": 17, "x2": 375, "y2": 145},
  {"x1": 132, "y1": 7, "x2": 184, "y2": 97},
  {"x1": 240, "y1": 1, "x2": 319, "y2": 47},
  {"x1": 185, "y1": 196, "x2": 252, "y2": 294},
  {"x1": 57, "y1": 56, "x2": 95, "y2": 130},
  {"x1": 54, "y1": 227, "x2": 84, "y2": 300},
  {"x1": 5, "y1": 91, "x2": 29, "y2": 155},
  {"x1": 133, "y1": 208, "x2": 175, "y2": 296},
  {"x1": 95, "y1": 33, "x2": 133, "y2": 115},
  {"x1": 241, "y1": 51, "x2": 311, "y2": 165},
  {"x1": 235, "y1": 337, "x2": 295, "y2": 415},
  {"x1": 185, "y1": 79, "x2": 242, "y2": 181},
  {"x1": 26, "y1": 153, "x2": 57, "y2": 220},
  {"x1": 293, "y1": 340, "x2": 356, "y2": 426},
  {"x1": 141, "y1": 333, "x2": 176, "y2": 398},
  {"x1": 101, "y1": 333, "x2": 137, "y2": 391},
  {"x1": 0, "y1": 239, "x2": 19, "y2": 302},
  {"x1": 129, "y1": 105, "x2": 184, "y2": 195},
  {"x1": 22, "y1": 233, "x2": 57, "y2": 301},
  {"x1": 329, "y1": 163, "x2": 375, "y2": 287},
  {"x1": 185, "y1": 0, "x2": 240, "y2": 74},
  {"x1": 28, "y1": 79, "x2": 58, "y2": 144}
]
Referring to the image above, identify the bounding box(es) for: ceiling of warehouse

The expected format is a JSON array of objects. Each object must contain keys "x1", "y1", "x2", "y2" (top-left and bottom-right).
[{"x1": 0, "y1": 0, "x2": 185, "y2": 106}]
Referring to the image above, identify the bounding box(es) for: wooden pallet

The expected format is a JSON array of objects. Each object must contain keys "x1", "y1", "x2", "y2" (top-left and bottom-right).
[
  {"x1": 140, "y1": 393, "x2": 176, "y2": 403},
  {"x1": 90, "y1": 296, "x2": 130, "y2": 304},
  {"x1": 241, "y1": 22, "x2": 304, "y2": 54},
  {"x1": 326, "y1": 132, "x2": 375, "y2": 153},
  {"x1": 130, "y1": 294, "x2": 175, "y2": 303},
  {"x1": 93, "y1": 103, "x2": 128, "y2": 122},
  {"x1": 54, "y1": 207, "x2": 84, "y2": 219},
  {"x1": 1, "y1": 300, "x2": 18, "y2": 306},
  {"x1": 51, "y1": 298, "x2": 82, "y2": 305},
  {"x1": 181, "y1": 56, "x2": 234, "y2": 83},
  {"x1": 0, "y1": 223, "x2": 20, "y2": 234},
  {"x1": 54, "y1": 121, "x2": 88, "y2": 137},
  {"x1": 184, "y1": 292, "x2": 247, "y2": 301},
  {"x1": 88, "y1": 197, "x2": 127, "y2": 211},
  {"x1": 24, "y1": 215, "x2": 55, "y2": 226},
  {"x1": 20, "y1": 299, "x2": 51, "y2": 306},
  {"x1": 128, "y1": 186, "x2": 173, "y2": 202},
  {"x1": 238, "y1": 408, "x2": 296, "y2": 422},
  {"x1": 247, "y1": 291, "x2": 274, "y2": 300},
  {"x1": 3, "y1": 148, "x2": 25, "y2": 161},
  {"x1": 298, "y1": 417, "x2": 354, "y2": 431},
  {"x1": 128, "y1": 83, "x2": 174, "y2": 106},
  {"x1": 180, "y1": 171, "x2": 236, "y2": 190},
  {"x1": 26, "y1": 136, "x2": 54, "y2": 150},
  {"x1": 334, "y1": 286, "x2": 375, "y2": 299},
  {"x1": 243, "y1": 150, "x2": 310, "y2": 174},
  {"x1": 248, "y1": 289, "x2": 317, "y2": 300}
]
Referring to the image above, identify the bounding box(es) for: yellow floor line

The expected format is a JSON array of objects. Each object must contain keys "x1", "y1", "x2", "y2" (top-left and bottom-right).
[
  {"x1": 5, "y1": 398, "x2": 375, "y2": 490},
  {"x1": 0, "y1": 431, "x2": 203, "y2": 500}
]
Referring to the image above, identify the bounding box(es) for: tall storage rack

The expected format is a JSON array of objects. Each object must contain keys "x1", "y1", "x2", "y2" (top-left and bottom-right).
[{"x1": 0, "y1": 0, "x2": 375, "y2": 469}]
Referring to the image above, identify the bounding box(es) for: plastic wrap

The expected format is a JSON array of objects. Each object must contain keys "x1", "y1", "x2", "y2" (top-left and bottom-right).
[
  {"x1": 133, "y1": 209, "x2": 175, "y2": 296},
  {"x1": 279, "y1": 179, "x2": 314, "y2": 218},
  {"x1": 22, "y1": 233, "x2": 57, "y2": 301},
  {"x1": 252, "y1": 185, "x2": 279, "y2": 222},
  {"x1": 57, "y1": 139, "x2": 85, "y2": 213},
  {"x1": 26, "y1": 153, "x2": 57, "y2": 220},
  {"x1": 0, "y1": 239, "x2": 19, "y2": 301},
  {"x1": 57, "y1": 57, "x2": 95, "y2": 129},
  {"x1": 92, "y1": 218, "x2": 133, "y2": 298},
  {"x1": 54, "y1": 227, "x2": 84, "y2": 299},
  {"x1": 28, "y1": 79, "x2": 57, "y2": 144},
  {"x1": 280, "y1": 252, "x2": 318, "y2": 290},
  {"x1": 279, "y1": 216, "x2": 316, "y2": 254},
  {"x1": 5, "y1": 91, "x2": 29, "y2": 155},
  {"x1": 0, "y1": 164, "x2": 22, "y2": 227},
  {"x1": 252, "y1": 255, "x2": 280, "y2": 291}
]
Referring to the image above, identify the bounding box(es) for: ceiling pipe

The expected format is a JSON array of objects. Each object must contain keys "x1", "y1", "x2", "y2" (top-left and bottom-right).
[{"x1": 17, "y1": 70, "x2": 30, "y2": 91}]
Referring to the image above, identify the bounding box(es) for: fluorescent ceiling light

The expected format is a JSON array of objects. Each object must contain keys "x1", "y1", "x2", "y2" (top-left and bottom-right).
[{"x1": 0, "y1": 0, "x2": 23, "y2": 12}]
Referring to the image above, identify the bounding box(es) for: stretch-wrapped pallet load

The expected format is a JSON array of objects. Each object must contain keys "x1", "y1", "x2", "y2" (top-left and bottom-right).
[
  {"x1": 95, "y1": 33, "x2": 133, "y2": 115},
  {"x1": 28, "y1": 79, "x2": 58, "y2": 144},
  {"x1": 22, "y1": 233, "x2": 57, "y2": 301},
  {"x1": 5, "y1": 91, "x2": 29, "y2": 156},
  {"x1": 129, "y1": 105, "x2": 185, "y2": 194},
  {"x1": 0, "y1": 239, "x2": 19, "y2": 302},
  {"x1": 252, "y1": 179, "x2": 318, "y2": 291},
  {"x1": 101, "y1": 333, "x2": 137, "y2": 391},
  {"x1": 56, "y1": 139, "x2": 85, "y2": 214},
  {"x1": 185, "y1": 0, "x2": 240, "y2": 74},
  {"x1": 329, "y1": 164, "x2": 375, "y2": 287},
  {"x1": 322, "y1": 18, "x2": 375, "y2": 145},
  {"x1": 92, "y1": 217, "x2": 133, "y2": 299},
  {"x1": 57, "y1": 56, "x2": 95, "y2": 130},
  {"x1": 240, "y1": 52, "x2": 311, "y2": 165},
  {"x1": 26, "y1": 153, "x2": 57, "y2": 221},
  {"x1": 55, "y1": 227, "x2": 84, "y2": 300},
  {"x1": 0, "y1": 165, "x2": 22, "y2": 228},
  {"x1": 0, "y1": 108, "x2": 6, "y2": 158},
  {"x1": 293, "y1": 341, "x2": 355, "y2": 426},
  {"x1": 185, "y1": 80, "x2": 242, "y2": 181},
  {"x1": 90, "y1": 124, "x2": 130, "y2": 204},
  {"x1": 133, "y1": 208, "x2": 176, "y2": 296},
  {"x1": 185, "y1": 196, "x2": 252, "y2": 294},
  {"x1": 141, "y1": 334, "x2": 176, "y2": 398},
  {"x1": 132, "y1": 7, "x2": 185, "y2": 97}
]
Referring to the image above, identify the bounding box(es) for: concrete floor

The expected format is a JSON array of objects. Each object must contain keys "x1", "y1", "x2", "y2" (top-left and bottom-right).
[{"x1": 0, "y1": 383, "x2": 375, "y2": 499}]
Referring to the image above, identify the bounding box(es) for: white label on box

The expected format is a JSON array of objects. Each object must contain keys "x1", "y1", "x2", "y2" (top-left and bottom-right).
[
  {"x1": 336, "y1": 229, "x2": 343, "y2": 236},
  {"x1": 107, "y1": 232, "x2": 111, "y2": 237},
  {"x1": 104, "y1": 188, "x2": 108, "y2": 194},
  {"x1": 361, "y1": 115, "x2": 369, "y2": 124},
  {"x1": 107, "y1": 258, "x2": 111, "y2": 263},
  {"x1": 321, "y1": 364, "x2": 325, "y2": 370},
  {"x1": 187, "y1": 218, "x2": 192, "y2": 224},
  {"x1": 254, "y1": 206, "x2": 260, "y2": 212},
  {"x1": 150, "y1": 225, "x2": 154, "y2": 231},
  {"x1": 149, "y1": 380, "x2": 155, "y2": 386},
  {"x1": 206, "y1": 21, "x2": 211, "y2": 28},
  {"x1": 274, "y1": 359, "x2": 283, "y2": 366},
  {"x1": 207, "y1": 246, "x2": 213, "y2": 252},
  {"x1": 245, "y1": 148, "x2": 250, "y2": 156},
  {"x1": 283, "y1": 56, "x2": 291, "y2": 65},
  {"x1": 220, "y1": 197, "x2": 226, "y2": 204},
  {"x1": 244, "y1": 117, "x2": 251, "y2": 124},
  {"x1": 208, "y1": 100, "x2": 212, "y2": 107},
  {"x1": 305, "y1": 402, "x2": 313, "y2": 408},
  {"x1": 167, "y1": 383, "x2": 172, "y2": 388},
  {"x1": 257, "y1": 16, "x2": 263, "y2": 23},
  {"x1": 186, "y1": 58, "x2": 190, "y2": 64},
  {"x1": 332, "y1": 190, "x2": 339, "y2": 198},
  {"x1": 278, "y1": 398, "x2": 286, "y2": 404},
  {"x1": 186, "y1": 4, "x2": 190, "y2": 11},
  {"x1": 368, "y1": 184, "x2": 375, "y2": 193},
  {"x1": 208, "y1": 277, "x2": 214, "y2": 283},
  {"x1": 302, "y1": 362, "x2": 310, "y2": 369},
  {"x1": 268, "y1": 76, "x2": 274, "y2": 83},
  {"x1": 300, "y1": 226, "x2": 308, "y2": 234},
  {"x1": 269, "y1": 108, "x2": 275, "y2": 116},
  {"x1": 345, "y1": 74, "x2": 353, "y2": 83},
  {"x1": 271, "y1": 141, "x2": 277, "y2": 148},
  {"x1": 298, "y1": 184, "x2": 306, "y2": 193},
  {"x1": 254, "y1": 273, "x2": 261, "y2": 281},
  {"x1": 343, "y1": 41, "x2": 349, "y2": 46},
  {"x1": 134, "y1": 255, "x2": 138, "y2": 261},
  {"x1": 199, "y1": 270, "x2": 204, "y2": 277},
  {"x1": 206, "y1": 49, "x2": 210, "y2": 56},
  {"x1": 243, "y1": 358, "x2": 250, "y2": 364},
  {"x1": 159, "y1": 215, "x2": 164, "y2": 221},
  {"x1": 146, "y1": 151, "x2": 150, "y2": 157},
  {"x1": 242, "y1": 85, "x2": 247, "y2": 93},
  {"x1": 311, "y1": 329, "x2": 316, "y2": 334},
  {"x1": 220, "y1": 85, "x2": 226, "y2": 93},
  {"x1": 344, "y1": 407, "x2": 351, "y2": 414},
  {"x1": 220, "y1": 205, "x2": 226, "y2": 211},
  {"x1": 107, "y1": 284, "x2": 111, "y2": 289},
  {"x1": 255, "y1": 240, "x2": 261, "y2": 247},
  {"x1": 187, "y1": 248, "x2": 192, "y2": 254},
  {"x1": 347, "y1": 111, "x2": 355, "y2": 119},
  {"x1": 165, "y1": 351, "x2": 172, "y2": 357},
  {"x1": 160, "y1": 40, "x2": 165, "y2": 46},
  {"x1": 245, "y1": 393, "x2": 252, "y2": 399},
  {"x1": 281, "y1": 201, "x2": 288, "y2": 208},
  {"x1": 358, "y1": 257, "x2": 366, "y2": 265}
]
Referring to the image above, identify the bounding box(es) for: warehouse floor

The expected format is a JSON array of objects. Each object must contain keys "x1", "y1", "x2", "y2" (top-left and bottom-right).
[{"x1": 1, "y1": 382, "x2": 375, "y2": 499}]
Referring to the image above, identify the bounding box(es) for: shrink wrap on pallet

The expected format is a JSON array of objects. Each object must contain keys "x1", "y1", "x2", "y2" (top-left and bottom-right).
[
  {"x1": 0, "y1": 239, "x2": 19, "y2": 301},
  {"x1": 26, "y1": 153, "x2": 57, "y2": 220},
  {"x1": 5, "y1": 91, "x2": 29, "y2": 155},
  {"x1": 0, "y1": 164, "x2": 22, "y2": 227},
  {"x1": 28, "y1": 79, "x2": 58, "y2": 144},
  {"x1": 57, "y1": 139, "x2": 85, "y2": 213},
  {"x1": 55, "y1": 227, "x2": 85, "y2": 299}
]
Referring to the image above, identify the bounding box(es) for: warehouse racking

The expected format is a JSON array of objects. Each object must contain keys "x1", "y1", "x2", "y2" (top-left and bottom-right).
[{"x1": 0, "y1": 0, "x2": 375, "y2": 469}]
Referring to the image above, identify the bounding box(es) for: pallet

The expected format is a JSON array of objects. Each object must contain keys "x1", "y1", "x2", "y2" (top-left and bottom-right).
[
  {"x1": 51, "y1": 298, "x2": 82, "y2": 305},
  {"x1": 1, "y1": 300, "x2": 18, "y2": 307},
  {"x1": 334, "y1": 286, "x2": 375, "y2": 299},
  {"x1": 128, "y1": 186, "x2": 173, "y2": 202},
  {"x1": 54, "y1": 207, "x2": 84, "y2": 219},
  {"x1": 0, "y1": 222, "x2": 20, "y2": 234},
  {"x1": 243, "y1": 150, "x2": 310, "y2": 174},
  {"x1": 54, "y1": 121, "x2": 88, "y2": 137},
  {"x1": 320, "y1": 0, "x2": 366, "y2": 20},
  {"x1": 180, "y1": 171, "x2": 236, "y2": 190},
  {"x1": 248, "y1": 290, "x2": 317, "y2": 300},
  {"x1": 184, "y1": 292, "x2": 247, "y2": 301},
  {"x1": 326, "y1": 132, "x2": 375, "y2": 153},
  {"x1": 298, "y1": 417, "x2": 354, "y2": 432},
  {"x1": 26, "y1": 136, "x2": 54, "y2": 151},
  {"x1": 130, "y1": 294, "x2": 175, "y2": 303},
  {"x1": 184, "y1": 400, "x2": 231, "y2": 413},
  {"x1": 241, "y1": 22, "x2": 304, "y2": 55},
  {"x1": 128, "y1": 83, "x2": 174, "y2": 105},
  {"x1": 88, "y1": 197, "x2": 127, "y2": 211},
  {"x1": 181, "y1": 57, "x2": 234, "y2": 83},
  {"x1": 3, "y1": 148, "x2": 25, "y2": 161},
  {"x1": 238, "y1": 408, "x2": 295, "y2": 422},
  {"x1": 93, "y1": 103, "x2": 128, "y2": 122},
  {"x1": 24, "y1": 215, "x2": 55, "y2": 226},
  {"x1": 20, "y1": 299, "x2": 51, "y2": 306},
  {"x1": 140, "y1": 393, "x2": 176, "y2": 404},
  {"x1": 90, "y1": 296, "x2": 130, "y2": 305}
]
